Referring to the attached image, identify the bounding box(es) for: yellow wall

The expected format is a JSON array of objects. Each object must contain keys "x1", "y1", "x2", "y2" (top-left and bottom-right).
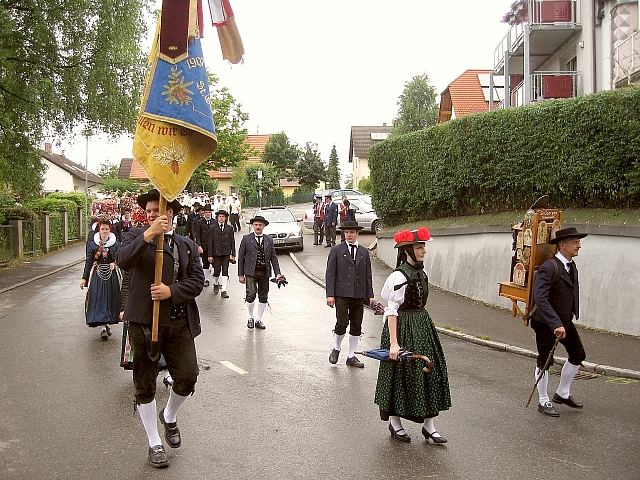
[{"x1": 282, "y1": 186, "x2": 298, "y2": 197}]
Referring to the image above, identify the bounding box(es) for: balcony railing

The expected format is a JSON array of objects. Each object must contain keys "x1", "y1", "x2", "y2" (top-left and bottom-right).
[
  {"x1": 613, "y1": 30, "x2": 640, "y2": 86},
  {"x1": 509, "y1": 71, "x2": 581, "y2": 107}
]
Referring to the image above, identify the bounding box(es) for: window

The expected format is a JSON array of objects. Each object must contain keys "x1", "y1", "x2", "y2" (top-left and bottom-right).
[{"x1": 565, "y1": 56, "x2": 577, "y2": 72}]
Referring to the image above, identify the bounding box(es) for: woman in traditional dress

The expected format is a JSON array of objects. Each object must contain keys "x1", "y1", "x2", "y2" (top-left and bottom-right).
[
  {"x1": 80, "y1": 219, "x2": 122, "y2": 339},
  {"x1": 374, "y1": 227, "x2": 451, "y2": 443}
]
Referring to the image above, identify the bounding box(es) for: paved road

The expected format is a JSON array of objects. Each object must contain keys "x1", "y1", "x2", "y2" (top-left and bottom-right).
[{"x1": 1, "y1": 229, "x2": 639, "y2": 479}]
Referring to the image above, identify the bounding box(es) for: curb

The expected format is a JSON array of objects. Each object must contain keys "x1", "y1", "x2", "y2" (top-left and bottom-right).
[
  {"x1": 0, "y1": 258, "x2": 84, "y2": 294},
  {"x1": 288, "y1": 252, "x2": 640, "y2": 380}
]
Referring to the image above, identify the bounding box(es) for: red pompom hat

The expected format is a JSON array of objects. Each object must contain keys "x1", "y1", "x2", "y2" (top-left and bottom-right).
[{"x1": 393, "y1": 227, "x2": 432, "y2": 248}]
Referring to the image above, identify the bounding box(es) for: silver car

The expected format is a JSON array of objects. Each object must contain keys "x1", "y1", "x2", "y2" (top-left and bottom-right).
[
  {"x1": 304, "y1": 198, "x2": 382, "y2": 233},
  {"x1": 251, "y1": 206, "x2": 304, "y2": 251}
]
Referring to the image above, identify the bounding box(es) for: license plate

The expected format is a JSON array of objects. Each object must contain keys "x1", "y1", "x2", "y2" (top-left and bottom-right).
[{"x1": 273, "y1": 239, "x2": 285, "y2": 244}]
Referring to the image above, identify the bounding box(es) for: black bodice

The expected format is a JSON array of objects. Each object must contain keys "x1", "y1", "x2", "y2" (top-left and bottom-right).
[{"x1": 396, "y1": 262, "x2": 429, "y2": 311}]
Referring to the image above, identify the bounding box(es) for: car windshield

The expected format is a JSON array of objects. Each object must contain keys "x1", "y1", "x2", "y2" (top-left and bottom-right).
[
  {"x1": 258, "y1": 209, "x2": 295, "y2": 223},
  {"x1": 350, "y1": 199, "x2": 372, "y2": 211}
]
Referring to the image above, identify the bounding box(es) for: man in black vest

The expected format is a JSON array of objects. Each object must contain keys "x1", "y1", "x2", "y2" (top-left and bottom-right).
[
  {"x1": 207, "y1": 209, "x2": 236, "y2": 298},
  {"x1": 116, "y1": 189, "x2": 204, "y2": 468},
  {"x1": 194, "y1": 204, "x2": 214, "y2": 287},
  {"x1": 531, "y1": 227, "x2": 588, "y2": 417},
  {"x1": 325, "y1": 221, "x2": 375, "y2": 367},
  {"x1": 237, "y1": 215, "x2": 283, "y2": 329}
]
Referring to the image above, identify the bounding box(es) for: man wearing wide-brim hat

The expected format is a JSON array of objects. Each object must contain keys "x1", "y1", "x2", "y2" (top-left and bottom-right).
[
  {"x1": 531, "y1": 227, "x2": 588, "y2": 417},
  {"x1": 325, "y1": 220, "x2": 375, "y2": 368},
  {"x1": 237, "y1": 215, "x2": 284, "y2": 329},
  {"x1": 207, "y1": 209, "x2": 236, "y2": 297},
  {"x1": 116, "y1": 188, "x2": 204, "y2": 467}
]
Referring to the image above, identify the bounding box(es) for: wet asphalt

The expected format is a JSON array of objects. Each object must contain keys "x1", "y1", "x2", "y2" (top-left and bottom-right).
[{"x1": 1, "y1": 228, "x2": 639, "y2": 479}]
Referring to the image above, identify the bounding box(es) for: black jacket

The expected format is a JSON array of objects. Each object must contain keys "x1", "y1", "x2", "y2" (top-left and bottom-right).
[
  {"x1": 325, "y1": 242, "x2": 374, "y2": 299},
  {"x1": 532, "y1": 257, "x2": 580, "y2": 330},
  {"x1": 194, "y1": 217, "x2": 214, "y2": 252},
  {"x1": 208, "y1": 222, "x2": 236, "y2": 257},
  {"x1": 237, "y1": 233, "x2": 281, "y2": 278}
]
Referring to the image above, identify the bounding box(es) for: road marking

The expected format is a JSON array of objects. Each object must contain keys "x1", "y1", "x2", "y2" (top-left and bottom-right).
[{"x1": 220, "y1": 361, "x2": 247, "y2": 375}]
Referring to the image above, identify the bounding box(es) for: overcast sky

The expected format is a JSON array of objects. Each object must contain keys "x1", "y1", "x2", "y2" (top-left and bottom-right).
[{"x1": 56, "y1": 0, "x2": 512, "y2": 182}]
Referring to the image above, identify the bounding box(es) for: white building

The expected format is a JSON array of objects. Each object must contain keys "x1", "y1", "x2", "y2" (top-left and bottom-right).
[
  {"x1": 41, "y1": 143, "x2": 103, "y2": 194},
  {"x1": 348, "y1": 125, "x2": 392, "y2": 190}
]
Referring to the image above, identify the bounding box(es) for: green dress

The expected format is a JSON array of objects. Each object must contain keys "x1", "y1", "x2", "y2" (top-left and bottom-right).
[{"x1": 374, "y1": 262, "x2": 451, "y2": 422}]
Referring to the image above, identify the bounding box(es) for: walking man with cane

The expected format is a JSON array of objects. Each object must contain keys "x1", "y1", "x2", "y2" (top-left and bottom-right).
[{"x1": 530, "y1": 227, "x2": 588, "y2": 417}]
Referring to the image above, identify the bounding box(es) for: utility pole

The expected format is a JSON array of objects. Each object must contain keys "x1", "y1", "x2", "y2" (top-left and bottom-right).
[
  {"x1": 83, "y1": 129, "x2": 90, "y2": 238},
  {"x1": 257, "y1": 169, "x2": 263, "y2": 209}
]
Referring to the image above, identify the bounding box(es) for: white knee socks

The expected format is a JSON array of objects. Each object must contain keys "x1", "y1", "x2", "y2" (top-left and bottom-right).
[
  {"x1": 556, "y1": 361, "x2": 580, "y2": 399},
  {"x1": 220, "y1": 276, "x2": 228, "y2": 292},
  {"x1": 256, "y1": 302, "x2": 267, "y2": 322},
  {"x1": 535, "y1": 366, "x2": 550, "y2": 404},
  {"x1": 213, "y1": 275, "x2": 219, "y2": 286},
  {"x1": 203, "y1": 267, "x2": 210, "y2": 282},
  {"x1": 138, "y1": 400, "x2": 162, "y2": 447},
  {"x1": 347, "y1": 334, "x2": 359, "y2": 359},
  {"x1": 163, "y1": 388, "x2": 188, "y2": 424},
  {"x1": 334, "y1": 333, "x2": 345, "y2": 351},
  {"x1": 246, "y1": 301, "x2": 255, "y2": 318}
]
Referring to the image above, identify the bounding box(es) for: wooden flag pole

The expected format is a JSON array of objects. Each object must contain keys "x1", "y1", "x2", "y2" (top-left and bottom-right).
[{"x1": 152, "y1": 195, "x2": 167, "y2": 342}]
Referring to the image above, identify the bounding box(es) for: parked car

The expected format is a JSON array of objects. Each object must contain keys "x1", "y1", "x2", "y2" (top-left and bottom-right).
[
  {"x1": 303, "y1": 198, "x2": 382, "y2": 233},
  {"x1": 249, "y1": 206, "x2": 304, "y2": 251},
  {"x1": 314, "y1": 188, "x2": 371, "y2": 203}
]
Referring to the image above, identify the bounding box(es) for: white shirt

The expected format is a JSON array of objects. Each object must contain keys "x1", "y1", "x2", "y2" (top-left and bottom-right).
[
  {"x1": 345, "y1": 241, "x2": 359, "y2": 260},
  {"x1": 381, "y1": 270, "x2": 410, "y2": 319},
  {"x1": 555, "y1": 252, "x2": 572, "y2": 273}
]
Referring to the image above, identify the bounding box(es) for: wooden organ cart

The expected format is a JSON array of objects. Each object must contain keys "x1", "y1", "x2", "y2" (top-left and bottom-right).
[{"x1": 498, "y1": 207, "x2": 563, "y2": 324}]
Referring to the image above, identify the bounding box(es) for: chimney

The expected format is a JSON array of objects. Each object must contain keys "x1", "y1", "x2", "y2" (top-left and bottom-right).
[
  {"x1": 382, "y1": 123, "x2": 387, "y2": 127},
  {"x1": 44, "y1": 142, "x2": 53, "y2": 153}
]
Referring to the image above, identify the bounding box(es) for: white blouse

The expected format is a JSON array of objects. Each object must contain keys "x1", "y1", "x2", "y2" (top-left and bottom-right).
[{"x1": 380, "y1": 270, "x2": 410, "y2": 319}]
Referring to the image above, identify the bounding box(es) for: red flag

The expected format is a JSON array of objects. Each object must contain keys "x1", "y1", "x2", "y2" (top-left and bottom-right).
[{"x1": 207, "y1": 0, "x2": 244, "y2": 64}]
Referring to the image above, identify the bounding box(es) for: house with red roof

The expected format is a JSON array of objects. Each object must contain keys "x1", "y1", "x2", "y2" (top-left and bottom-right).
[{"x1": 438, "y1": 69, "x2": 504, "y2": 123}]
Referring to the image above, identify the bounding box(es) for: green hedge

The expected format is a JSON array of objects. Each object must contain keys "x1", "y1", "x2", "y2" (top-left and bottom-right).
[
  {"x1": 369, "y1": 87, "x2": 640, "y2": 224},
  {"x1": 47, "y1": 191, "x2": 87, "y2": 207},
  {"x1": 26, "y1": 197, "x2": 77, "y2": 214}
]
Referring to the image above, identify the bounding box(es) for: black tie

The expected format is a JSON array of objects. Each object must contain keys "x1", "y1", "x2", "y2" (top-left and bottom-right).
[
  {"x1": 567, "y1": 261, "x2": 577, "y2": 282},
  {"x1": 256, "y1": 236, "x2": 262, "y2": 246},
  {"x1": 350, "y1": 244, "x2": 356, "y2": 261},
  {"x1": 220, "y1": 223, "x2": 224, "y2": 230},
  {"x1": 164, "y1": 234, "x2": 174, "y2": 250}
]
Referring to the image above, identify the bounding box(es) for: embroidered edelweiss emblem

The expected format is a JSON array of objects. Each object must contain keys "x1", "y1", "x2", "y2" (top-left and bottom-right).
[
  {"x1": 152, "y1": 140, "x2": 188, "y2": 174},
  {"x1": 162, "y1": 66, "x2": 194, "y2": 106}
]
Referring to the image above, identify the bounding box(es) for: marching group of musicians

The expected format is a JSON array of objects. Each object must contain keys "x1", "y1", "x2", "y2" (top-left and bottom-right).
[{"x1": 80, "y1": 188, "x2": 588, "y2": 468}]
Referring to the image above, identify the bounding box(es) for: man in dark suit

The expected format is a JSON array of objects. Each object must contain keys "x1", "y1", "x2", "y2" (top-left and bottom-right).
[
  {"x1": 194, "y1": 204, "x2": 214, "y2": 287},
  {"x1": 114, "y1": 209, "x2": 132, "y2": 242},
  {"x1": 116, "y1": 189, "x2": 204, "y2": 468},
  {"x1": 325, "y1": 220, "x2": 375, "y2": 367},
  {"x1": 531, "y1": 227, "x2": 588, "y2": 417},
  {"x1": 323, "y1": 193, "x2": 338, "y2": 247},
  {"x1": 207, "y1": 209, "x2": 236, "y2": 298},
  {"x1": 237, "y1": 215, "x2": 283, "y2": 329}
]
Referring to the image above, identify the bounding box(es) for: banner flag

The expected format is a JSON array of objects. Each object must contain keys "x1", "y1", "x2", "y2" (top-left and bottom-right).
[
  {"x1": 208, "y1": 0, "x2": 244, "y2": 64},
  {"x1": 133, "y1": 7, "x2": 217, "y2": 202}
]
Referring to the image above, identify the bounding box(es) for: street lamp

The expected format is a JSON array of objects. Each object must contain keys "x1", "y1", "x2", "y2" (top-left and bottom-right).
[
  {"x1": 83, "y1": 128, "x2": 91, "y2": 238},
  {"x1": 257, "y1": 169, "x2": 263, "y2": 208}
]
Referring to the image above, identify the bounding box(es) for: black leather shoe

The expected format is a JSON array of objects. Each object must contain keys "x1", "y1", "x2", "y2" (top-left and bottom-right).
[
  {"x1": 346, "y1": 356, "x2": 364, "y2": 368},
  {"x1": 422, "y1": 427, "x2": 447, "y2": 444},
  {"x1": 159, "y1": 408, "x2": 181, "y2": 448},
  {"x1": 100, "y1": 327, "x2": 108, "y2": 340},
  {"x1": 255, "y1": 320, "x2": 266, "y2": 329},
  {"x1": 389, "y1": 423, "x2": 411, "y2": 443},
  {"x1": 221, "y1": 291, "x2": 229, "y2": 298},
  {"x1": 204, "y1": 280, "x2": 210, "y2": 287},
  {"x1": 148, "y1": 445, "x2": 169, "y2": 468},
  {"x1": 213, "y1": 284, "x2": 219, "y2": 294},
  {"x1": 247, "y1": 317, "x2": 254, "y2": 329},
  {"x1": 329, "y1": 349, "x2": 340, "y2": 364},
  {"x1": 106, "y1": 325, "x2": 112, "y2": 336},
  {"x1": 538, "y1": 401, "x2": 560, "y2": 417},
  {"x1": 552, "y1": 393, "x2": 583, "y2": 409}
]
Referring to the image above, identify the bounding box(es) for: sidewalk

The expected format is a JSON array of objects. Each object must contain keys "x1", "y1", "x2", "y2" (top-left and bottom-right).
[
  {"x1": 291, "y1": 232, "x2": 640, "y2": 379},
  {"x1": 0, "y1": 242, "x2": 85, "y2": 293}
]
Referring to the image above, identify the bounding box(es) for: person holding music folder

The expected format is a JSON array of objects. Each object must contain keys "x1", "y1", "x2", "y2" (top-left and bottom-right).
[{"x1": 116, "y1": 188, "x2": 204, "y2": 468}]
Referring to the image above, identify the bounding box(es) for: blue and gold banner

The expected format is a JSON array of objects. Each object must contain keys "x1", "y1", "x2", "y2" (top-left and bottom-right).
[{"x1": 133, "y1": 10, "x2": 217, "y2": 202}]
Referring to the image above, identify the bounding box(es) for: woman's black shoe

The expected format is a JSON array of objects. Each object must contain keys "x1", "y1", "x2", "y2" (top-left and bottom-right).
[
  {"x1": 422, "y1": 427, "x2": 447, "y2": 444},
  {"x1": 389, "y1": 423, "x2": 411, "y2": 443}
]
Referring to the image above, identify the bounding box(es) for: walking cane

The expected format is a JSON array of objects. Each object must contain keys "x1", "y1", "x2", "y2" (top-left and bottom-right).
[
  {"x1": 526, "y1": 338, "x2": 559, "y2": 408},
  {"x1": 152, "y1": 196, "x2": 167, "y2": 342}
]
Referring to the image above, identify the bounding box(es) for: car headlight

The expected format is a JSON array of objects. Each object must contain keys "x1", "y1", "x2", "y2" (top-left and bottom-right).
[{"x1": 288, "y1": 230, "x2": 302, "y2": 238}]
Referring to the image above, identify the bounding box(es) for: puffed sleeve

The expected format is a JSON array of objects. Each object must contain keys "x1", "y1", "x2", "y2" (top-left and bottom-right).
[{"x1": 380, "y1": 271, "x2": 408, "y2": 318}]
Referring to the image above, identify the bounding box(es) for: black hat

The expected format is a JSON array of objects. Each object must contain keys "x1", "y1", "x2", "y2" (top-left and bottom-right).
[
  {"x1": 250, "y1": 215, "x2": 269, "y2": 226},
  {"x1": 202, "y1": 204, "x2": 213, "y2": 212},
  {"x1": 215, "y1": 209, "x2": 229, "y2": 217},
  {"x1": 193, "y1": 201, "x2": 201, "y2": 207},
  {"x1": 136, "y1": 189, "x2": 182, "y2": 213},
  {"x1": 549, "y1": 227, "x2": 587, "y2": 244},
  {"x1": 340, "y1": 220, "x2": 363, "y2": 231}
]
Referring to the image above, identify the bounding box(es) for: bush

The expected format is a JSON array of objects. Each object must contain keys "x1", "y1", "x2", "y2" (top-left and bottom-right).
[
  {"x1": 47, "y1": 191, "x2": 87, "y2": 207},
  {"x1": 1, "y1": 206, "x2": 37, "y2": 221},
  {"x1": 357, "y1": 177, "x2": 372, "y2": 193},
  {"x1": 369, "y1": 87, "x2": 640, "y2": 224},
  {"x1": 26, "y1": 197, "x2": 77, "y2": 214}
]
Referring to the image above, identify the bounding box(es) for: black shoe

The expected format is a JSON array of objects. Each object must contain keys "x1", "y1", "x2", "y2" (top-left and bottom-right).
[
  {"x1": 106, "y1": 325, "x2": 112, "y2": 336},
  {"x1": 247, "y1": 317, "x2": 254, "y2": 329},
  {"x1": 148, "y1": 445, "x2": 169, "y2": 468},
  {"x1": 389, "y1": 423, "x2": 411, "y2": 443},
  {"x1": 159, "y1": 408, "x2": 181, "y2": 448},
  {"x1": 255, "y1": 320, "x2": 266, "y2": 330},
  {"x1": 329, "y1": 349, "x2": 340, "y2": 364},
  {"x1": 100, "y1": 327, "x2": 108, "y2": 340},
  {"x1": 538, "y1": 401, "x2": 560, "y2": 417},
  {"x1": 213, "y1": 284, "x2": 219, "y2": 294},
  {"x1": 313, "y1": 242, "x2": 318, "y2": 246},
  {"x1": 346, "y1": 356, "x2": 364, "y2": 368},
  {"x1": 422, "y1": 427, "x2": 447, "y2": 444},
  {"x1": 552, "y1": 393, "x2": 583, "y2": 409},
  {"x1": 204, "y1": 280, "x2": 210, "y2": 287},
  {"x1": 221, "y1": 291, "x2": 229, "y2": 298},
  {"x1": 162, "y1": 374, "x2": 174, "y2": 389}
]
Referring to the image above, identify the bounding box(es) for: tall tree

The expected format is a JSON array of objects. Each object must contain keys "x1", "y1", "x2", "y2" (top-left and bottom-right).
[
  {"x1": 231, "y1": 162, "x2": 279, "y2": 199},
  {"x1": 262, "y1": 132, "x2": 301, "y2": 178},
  {"x1": 325, "y1": 145, "x2": 341, "y2": 189},
  {"x1": 392, "y1": 73, "x2": 439, "y2": 136},
  {"x1": 98, "y1": 161, "x2": 120, "y2": 179},
  {"x1": 296, "y1": 143, "x2": 325, "y2": 190},
  {"x1": 0, "y1": 0, "x2": 149, "y2": 199}
]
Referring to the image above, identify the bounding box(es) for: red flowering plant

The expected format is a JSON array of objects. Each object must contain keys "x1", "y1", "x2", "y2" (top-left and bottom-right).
[{"x1": 91, "y1": 199, "x2": 118, "y2": 221}]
